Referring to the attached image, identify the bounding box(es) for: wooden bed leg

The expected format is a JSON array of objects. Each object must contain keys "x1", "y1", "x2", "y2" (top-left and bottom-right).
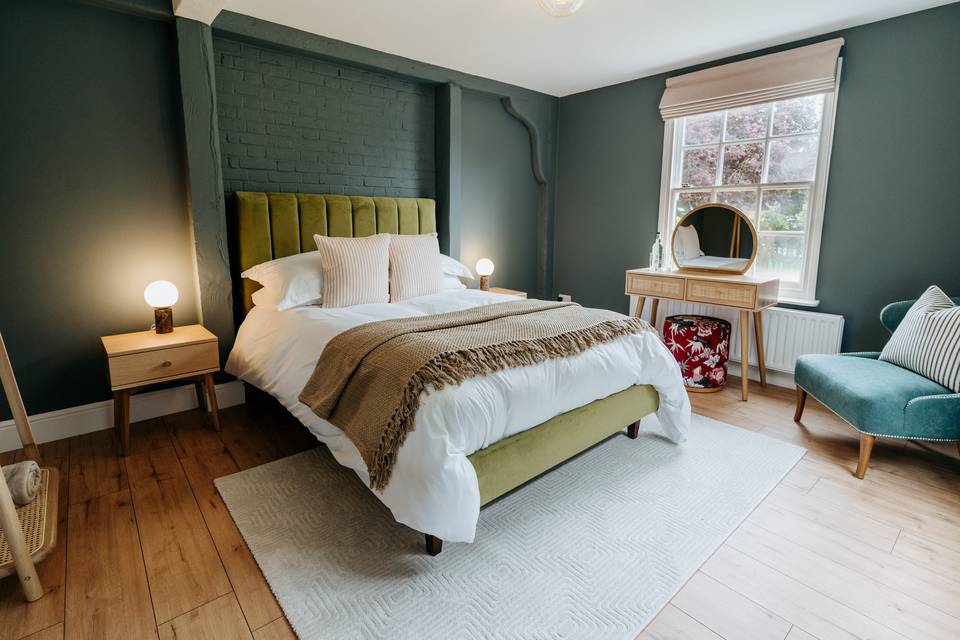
[
  {"x1": 425, "y1": 534, "x2": 443, "y2": 556},
  {"x1": 793, "y1": 387, "x2": 807, "y2": 422},
  {"x1": 854, "y1": 434, "x2": 876, "y2": 480},
  {"x1": 626, "y1": 421, "x2": 640, "y2": 439}
]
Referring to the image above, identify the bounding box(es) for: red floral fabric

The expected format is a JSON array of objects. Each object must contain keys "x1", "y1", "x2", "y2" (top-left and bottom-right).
[{"x1": 663, "y1": 315, "x2": 731, "y2": 390}]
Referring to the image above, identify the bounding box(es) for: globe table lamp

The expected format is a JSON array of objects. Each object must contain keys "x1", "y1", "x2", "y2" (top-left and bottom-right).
[
  {"x1": 476, "y1": 258, "x2": 495, "y2": 291},
  {"x1": 144, "y1": 280, "x2": 179, "y2": 334}
]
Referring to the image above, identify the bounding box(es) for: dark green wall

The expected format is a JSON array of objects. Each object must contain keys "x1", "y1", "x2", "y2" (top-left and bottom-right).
[
  {"x1": 0, "y1": 0, "x2": 198, "y2": 419},
  {"x1": 211, "y1": 11, "x2": 559, "y2": 299},
  {"x1": 556, "y1": 2, "x2": 960, "y2": 351},
  {"x1": 461, "y1": 90, "x2": 541, "y2": 295}
]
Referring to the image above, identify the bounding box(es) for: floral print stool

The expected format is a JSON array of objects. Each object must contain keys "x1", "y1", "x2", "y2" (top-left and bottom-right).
[{"x1": 663, "y1": 315, "x2": 731, "y2": 392}]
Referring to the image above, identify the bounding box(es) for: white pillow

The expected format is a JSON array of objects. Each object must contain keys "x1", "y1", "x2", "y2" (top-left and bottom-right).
[
  {"x1": 389, "y1": 234, "x2": 445, "y2": 302},
  {"x1": 443, "y1": 275, "x2": 467, "y2": 290},
  {"x1": 440, "y1": 254, "x2": 475, "y2": 281},
  {"x1": 879, "y1": 285, "x2": 960, "y2": 392},
  {"x1": 675, "y1": 225, "x2": 704, "y2": 262},
  {"x1": 313, "y1": 234, "x2": 390, "y2": 308},
  {"x1": 241, "y1": 251, "x2": 324, "y2": 310}
]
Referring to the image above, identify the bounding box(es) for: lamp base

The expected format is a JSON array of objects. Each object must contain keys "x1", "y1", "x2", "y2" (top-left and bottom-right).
[
  {"x1": 154, "y1": 307, "x2": 173, "y2": 334},
  {"x1": 479, "y1": 275, "x2": 490, "y2": 291}
]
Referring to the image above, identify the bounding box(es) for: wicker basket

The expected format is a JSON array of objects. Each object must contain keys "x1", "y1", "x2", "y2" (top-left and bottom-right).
[{"x1": 0, "y1": 467, "x2": 59, "y2": 579}]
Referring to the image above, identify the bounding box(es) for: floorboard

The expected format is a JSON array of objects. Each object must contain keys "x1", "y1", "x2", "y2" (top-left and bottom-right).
[
  {"x1": 252, "y1": 617, "x2": 297, "y2": 640},
  {"x1": 0, "y1": 380, "x2": 956, "y2": 639},
  {"x1": 157, "y1": 593, "x2": 252, "y2": 640},
  {"x1": 64, "y1": 490, "x2": 156, "y2": 640},
  {"x1": 126, "y1": 445, "x2": 232, "y2": 624},
  {"x1": 672, "y1": 571, "x2": 791, "y2": 640},
  {"x1": 179, "y1": 448, "x2": 283, "y2": 630}
]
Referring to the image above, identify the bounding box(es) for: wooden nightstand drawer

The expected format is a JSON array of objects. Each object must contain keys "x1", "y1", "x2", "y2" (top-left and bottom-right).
[
  {"x1": 625, "y1": 273, "x2": 685, "y2": 300},
  {"x1": 107, "y1": 341, "x2": 218, "y2": 390},
  {"x1": 686, "y1": 279, "x2": 757, "y2": 309}
]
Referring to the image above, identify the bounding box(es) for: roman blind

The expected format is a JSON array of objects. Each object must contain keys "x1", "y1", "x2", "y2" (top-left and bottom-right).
[{"x1": 659, "y1": 38, "x2": 844, "y2": 120}]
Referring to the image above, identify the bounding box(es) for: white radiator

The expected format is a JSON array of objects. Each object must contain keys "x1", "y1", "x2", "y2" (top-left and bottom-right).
[{"x1": 636, "y1": 299, "x2": 844, "y2": 383}]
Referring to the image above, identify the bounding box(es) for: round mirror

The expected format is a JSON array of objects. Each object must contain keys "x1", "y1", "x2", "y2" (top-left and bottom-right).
[{"x1": 671, "y1": 203, "x2": 758, "y2": 274}]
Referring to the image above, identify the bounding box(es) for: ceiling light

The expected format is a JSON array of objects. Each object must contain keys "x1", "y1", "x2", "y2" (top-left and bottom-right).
[{"x1": 538, "y1": 0, "x2": 584, "y2": 17}]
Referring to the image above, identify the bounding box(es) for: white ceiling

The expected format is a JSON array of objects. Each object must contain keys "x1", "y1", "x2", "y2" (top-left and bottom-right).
[{"x1": 223, "y1": 0, "x2": 955, "y2": 97}]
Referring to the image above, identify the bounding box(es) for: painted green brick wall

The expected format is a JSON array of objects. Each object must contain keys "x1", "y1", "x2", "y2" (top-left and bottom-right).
[
  {"x1": 214, "y1": 38, "x2": 435, "y2": 198},
  {"x1": 556, "y1": 3, "x2": 960, "y2": 351}
]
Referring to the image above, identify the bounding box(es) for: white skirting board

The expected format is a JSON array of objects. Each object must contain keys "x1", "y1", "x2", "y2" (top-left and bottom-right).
[{"x1": 0, "y1": 380, "x2": 245, "y2": 453}]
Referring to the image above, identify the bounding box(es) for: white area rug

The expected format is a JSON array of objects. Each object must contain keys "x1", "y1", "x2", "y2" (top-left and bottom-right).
[{"x1": 216, "y1": 413, "x2": 804, "y2": 640}]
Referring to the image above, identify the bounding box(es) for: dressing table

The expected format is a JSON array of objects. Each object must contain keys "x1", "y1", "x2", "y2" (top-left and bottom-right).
[{"x1": 627, "y1": 203, "x2": 779, "y2": 400}]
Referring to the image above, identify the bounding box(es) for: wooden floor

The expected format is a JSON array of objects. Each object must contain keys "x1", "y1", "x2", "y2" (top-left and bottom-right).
[{"x1": 0, "y1": 381, "x2": 958, "y2": 640}]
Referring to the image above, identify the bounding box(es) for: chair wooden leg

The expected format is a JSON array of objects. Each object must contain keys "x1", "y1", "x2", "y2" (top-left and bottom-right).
[
  {"x1": 855, "y1": 434, "x2": 876, "y2": 479},
  {"x1": 793, "y1": 387, "x2": 807, "y2": 422},
  {"x1": 626, "y1": 421, "x2": 640, "y2": 439},
  {"x1": 425, "y1": 534, "x2": 443, "y2": 556}
]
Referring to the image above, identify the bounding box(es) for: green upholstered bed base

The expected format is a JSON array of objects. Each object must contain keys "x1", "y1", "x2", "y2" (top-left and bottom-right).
[
  {"x1": 229, "y1": 192, "x2": 659, "y2": 551},
  {"x1": 469, "y1": 384, "x2": 658, "y2": 505}
]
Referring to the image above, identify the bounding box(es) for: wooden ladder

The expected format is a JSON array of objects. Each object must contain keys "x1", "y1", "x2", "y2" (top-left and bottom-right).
[{"x1": 0, "y1": 331, "x2": 52, "y2": 601}]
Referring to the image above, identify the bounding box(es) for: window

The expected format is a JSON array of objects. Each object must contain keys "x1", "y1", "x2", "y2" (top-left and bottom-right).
[{"x1": 658, "y1": 91, "x2": 839, "y2": 305}]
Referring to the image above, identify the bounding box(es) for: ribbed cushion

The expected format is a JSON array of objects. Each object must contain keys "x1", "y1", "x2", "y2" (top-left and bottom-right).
[
  {"x1": 880, "y1": 286, "x2": 960, "y2": 392},
  {"x1": 313, "y1": 234, "x2": 390, "y2": 308},
  {"x1": 388, "y1": 233, "x2": 444, "y2": 302}
]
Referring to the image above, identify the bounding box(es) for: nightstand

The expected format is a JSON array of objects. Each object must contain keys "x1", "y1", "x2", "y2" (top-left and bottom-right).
[
  {"x1": 488, "y1": 287, "x2": 527, "y2": 298},
  {"x1": 101, "y1": 324, "x2": 221, "y2": 456}
]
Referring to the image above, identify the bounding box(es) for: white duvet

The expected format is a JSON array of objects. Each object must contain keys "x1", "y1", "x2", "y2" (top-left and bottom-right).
[{"x1": 226, "y1": 290, "x2": 690, "y2": 542}]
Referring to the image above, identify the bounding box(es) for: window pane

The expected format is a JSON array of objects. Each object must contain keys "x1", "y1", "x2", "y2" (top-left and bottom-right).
[
  {"x1": 683, "y1": 113, "x2": 722, "y2": 145},
  {"x1": 757, "y1": 235, "x2": 804, "y2": 283},
  {"x1": 771, "y1": 95, "x2": 824, "y2": 136},
  {"x1": 760, "y1": 188, "x2": 809, "y2": 231},
  {"x1": 767, "y1": 135, "x2": 819, "y2": 183},
  {"x1": 681, "y1": 147, "x2": 718, "y2": 187},
  {"x1": 721, "y1": 142, "x2": 763, "y2": 185},
  {"x1": 675, "y1": 191, "x2": 711, "y2": 220},
  {"x1": 716, "y1": 190, "x2": 758, "y2": 216},
  {"x1": 724, "y1": 104, "x2": 769, "y2": 141}
]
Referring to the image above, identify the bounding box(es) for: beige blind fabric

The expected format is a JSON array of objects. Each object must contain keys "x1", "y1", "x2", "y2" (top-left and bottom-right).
[{"x1": 659, "y1": 38, "x2": 843, "y2": 120}]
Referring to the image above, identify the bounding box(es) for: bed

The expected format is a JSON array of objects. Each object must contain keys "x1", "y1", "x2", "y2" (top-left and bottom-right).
[{"x1": 225, "y1": 192, "x2": 690, "y2": 553}]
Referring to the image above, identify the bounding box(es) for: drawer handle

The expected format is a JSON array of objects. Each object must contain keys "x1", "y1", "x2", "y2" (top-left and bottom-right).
[{"x1": 161, "y1": 361, "x2": 172, "y2": 368}]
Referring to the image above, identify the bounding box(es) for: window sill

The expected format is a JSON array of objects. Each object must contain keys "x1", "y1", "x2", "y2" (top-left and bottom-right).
[{"x1": 776, "y1": 296, "x2": 820, "y2": 308}]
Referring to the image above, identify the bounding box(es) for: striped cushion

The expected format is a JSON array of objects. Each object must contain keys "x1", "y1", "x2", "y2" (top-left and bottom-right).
[
  {"x1": 313, "y1": 234, "x2": 390, "y2": 308},
  {"x1": 388, "y1": 233, "x2": 444, "y2": 302},
  {"x1": 879, "y1": 285, "x2": 960, "y2": 392}
]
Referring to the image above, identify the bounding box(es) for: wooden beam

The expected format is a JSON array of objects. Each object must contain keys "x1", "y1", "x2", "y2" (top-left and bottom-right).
[
  {"x1": 175, "y1": 18, "x2": 235, "y2": 361},
  {"x1": 436, "y1": 84, "x2": 462, "y2": 259},
  {"x1": 172, "y1": 0, "x2": 224, "y2": 25}
]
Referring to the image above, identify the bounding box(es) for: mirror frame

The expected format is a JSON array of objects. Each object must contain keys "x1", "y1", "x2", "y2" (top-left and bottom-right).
[{"x1": 671, "y1": 202, "x2": 759, "y2": 276}]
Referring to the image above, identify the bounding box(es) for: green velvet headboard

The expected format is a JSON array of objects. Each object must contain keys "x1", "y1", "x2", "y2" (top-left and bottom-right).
[{"x1": 230, "y1": 192, "x2": 437, "y2": 317}]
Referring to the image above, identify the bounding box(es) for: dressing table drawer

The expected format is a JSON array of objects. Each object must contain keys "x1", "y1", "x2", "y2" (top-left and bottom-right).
[
  {"x1": 686, "y1": 279, "x2": 757, "y2": 309},
  {"x1": 625, "y1": 273, "x2": 685, "y2": 300}
]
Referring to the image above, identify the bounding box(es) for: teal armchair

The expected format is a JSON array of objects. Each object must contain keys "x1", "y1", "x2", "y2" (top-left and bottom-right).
[{"x1": 793, "y1": 297, "x2": 960, "y2": 479}]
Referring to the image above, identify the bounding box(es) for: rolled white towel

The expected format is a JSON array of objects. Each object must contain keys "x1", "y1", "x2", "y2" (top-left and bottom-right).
[{"x1": 3, "y1": 461, "x2": 41, "y2": 506}]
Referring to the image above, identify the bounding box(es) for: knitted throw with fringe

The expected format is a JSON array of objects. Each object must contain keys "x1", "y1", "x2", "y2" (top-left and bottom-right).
[{"x1": 299, "y1": 300, "x2": 652, "y2": 489}]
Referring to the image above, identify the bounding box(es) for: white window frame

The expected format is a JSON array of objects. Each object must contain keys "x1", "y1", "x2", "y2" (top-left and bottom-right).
[{"x1": 656, "y1": 64, "x2": 842, "y2": 306}]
